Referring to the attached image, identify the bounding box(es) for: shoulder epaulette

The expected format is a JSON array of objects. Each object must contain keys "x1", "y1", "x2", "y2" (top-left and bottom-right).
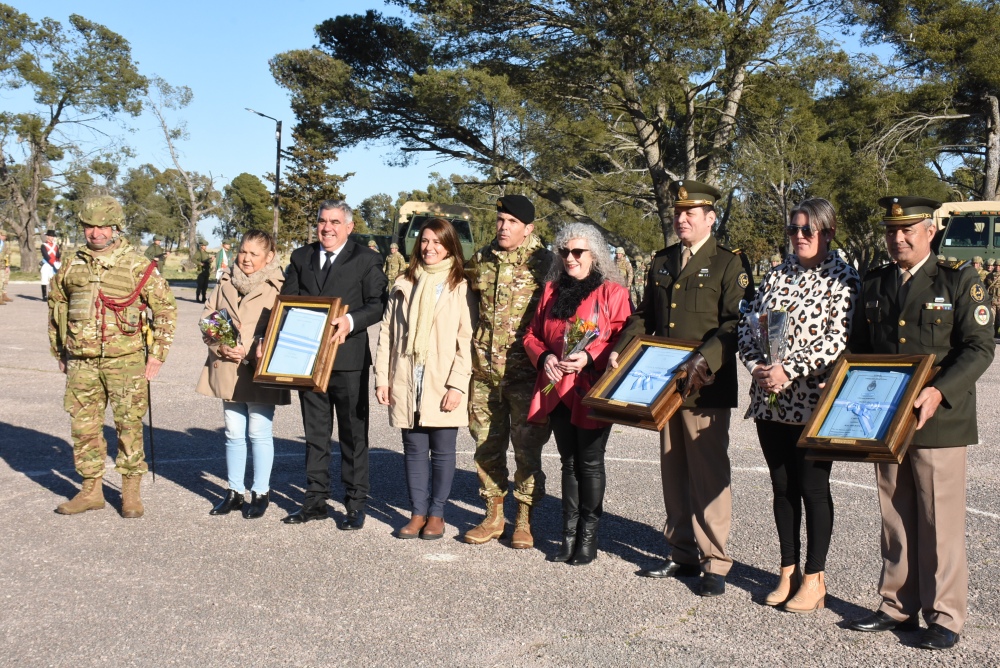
[
  {"x1": 653, "y1": 248, "x2": 669, "y2": 258},
  {"x1": 717, "y1": 244, "x2": 741, "y2": 255},
  {"x1": 936, "y1": 259, "x2": 964, "y2": 271}
]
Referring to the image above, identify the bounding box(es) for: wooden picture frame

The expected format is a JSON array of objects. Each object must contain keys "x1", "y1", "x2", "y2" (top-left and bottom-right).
[
  {"x1": 253, "y1": 295, "x2": 349, "y2": 393},
  {"x1": 581, "y1": 335, "x2": 702, "y2": 431},
  {"x1": 797, "y1": 353, "x2": 937, "y2": 464}
]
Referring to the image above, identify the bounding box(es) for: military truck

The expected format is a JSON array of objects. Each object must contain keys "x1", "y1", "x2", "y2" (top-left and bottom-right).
[
  {"x1": 932, "y1": 201, "x2": 1000, "y2": 263},
  {"x1": 393, "y1": 201, "x2": 475, "y2": 260}
]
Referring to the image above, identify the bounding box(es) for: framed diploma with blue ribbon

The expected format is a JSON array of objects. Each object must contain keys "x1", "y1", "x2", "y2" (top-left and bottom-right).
[
  {"x1": 798, "y1": 354, "x2": 936, "y2": 463},
  {"x1": 253, "y1": 295, "x2": 349, "y2": 393},
  {"x1": 582, "y1": 336, "x2": 702, "y2": 431}
]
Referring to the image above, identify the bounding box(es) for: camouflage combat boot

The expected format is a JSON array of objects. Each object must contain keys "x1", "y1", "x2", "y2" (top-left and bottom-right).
[
  {"x1": 510, "y1": 502, "x2": 534, "y2": 549},
  {"x1": 462, "y1": 496, "x2": 505, "y2": 544},
  {"x1": 55, "y1": 478, "x2": 105, "y2": 514},
  {"x1": 121, "y1": 475, "x2": 144, "y2": 518}
]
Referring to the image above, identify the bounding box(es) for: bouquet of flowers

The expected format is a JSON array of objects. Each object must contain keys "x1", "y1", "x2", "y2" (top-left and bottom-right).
[
  {"x1": 542, "y1": 303, "x2": 602, "y2": 395},
  {"x1": 199, "y1": 308, "x2": 240, "y2": 348},
  {"x1": 747, "y1": 307, "x2": 790, "y2": 406}
]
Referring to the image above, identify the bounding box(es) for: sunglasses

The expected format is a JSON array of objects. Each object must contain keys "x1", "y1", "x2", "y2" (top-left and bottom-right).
[
  {"x1": 785, "y1": 224, "x2": 817, "y2": 238},
  {"x1": 558, "y1": 247, "x2": 590, "y2": 259}
]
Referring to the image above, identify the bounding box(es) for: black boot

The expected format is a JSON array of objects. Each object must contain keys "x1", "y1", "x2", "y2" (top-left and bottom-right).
[
  {"x1": 570, "y1": 522, "x2": 598, "y2": 565},
  {"x1": 209, "y1": 489, "x2": 244, "y2": 515},
  {"x1": 244, "y1": 491, "x2": 269, "y2": 519},
  {"x1": 550, "y1": 469, "x2": 580, "y2": 563},
  {"x1": 41, "y1": 286, "x2": 46, "y2": 301},
  {"x1": 570, "y1": 471, "x2": 605, "y2": 566}
]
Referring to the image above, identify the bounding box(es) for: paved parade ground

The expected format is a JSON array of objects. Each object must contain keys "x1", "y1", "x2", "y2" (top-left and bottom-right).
[{"x1": 2, "y1": 281, "x2": 999, "y2": 667}]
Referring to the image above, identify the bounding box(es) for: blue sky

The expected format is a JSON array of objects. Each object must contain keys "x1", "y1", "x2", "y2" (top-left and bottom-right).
[{"x1": 5, "y1": 1, "x2": 438, "y2": 243}]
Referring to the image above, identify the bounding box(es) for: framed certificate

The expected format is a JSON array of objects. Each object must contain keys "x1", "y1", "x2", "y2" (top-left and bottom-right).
[
  {"x1": 798, "y1": 354, "x2": 936, "y2": 463},
  {"x1": 253, "y1": 295, "x2": 349, "y2": 393},
  {"x1": 582, "y1": 336, "x2": 702, "y2": 431}
]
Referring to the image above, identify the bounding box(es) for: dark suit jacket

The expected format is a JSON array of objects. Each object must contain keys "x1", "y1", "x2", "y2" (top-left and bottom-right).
[
  {"x1": 615, "y1": 235, "x2": 755, "y2": 408},
  {"x1": 281, "y1": 240, "x2": 388, "y2": 372},
  {"x1": 849, "y1": 258, "x2": 995, "y2": 447}
]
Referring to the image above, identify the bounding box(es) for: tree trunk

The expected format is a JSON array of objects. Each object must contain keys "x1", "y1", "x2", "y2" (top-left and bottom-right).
[{"x1": 984, "y1": 93, "x2": 999, "y2": 200}]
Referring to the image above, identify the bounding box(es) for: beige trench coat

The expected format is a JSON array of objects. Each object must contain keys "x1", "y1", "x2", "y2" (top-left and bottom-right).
[
  {"x1": 375, "y1": 276, "x2": 474, "y2": 428},
  {"x1": 195, "y1": 263, "x2": 290, "y2": 405}
]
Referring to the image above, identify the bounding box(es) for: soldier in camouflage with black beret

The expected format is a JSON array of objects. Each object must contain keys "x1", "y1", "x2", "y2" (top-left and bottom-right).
[
  {"x1": 48, "y1": 196, "x2": 177, "y2": 518},
  {"x1": 463, "y1": 195, "x2": 554, "y2": 549}
]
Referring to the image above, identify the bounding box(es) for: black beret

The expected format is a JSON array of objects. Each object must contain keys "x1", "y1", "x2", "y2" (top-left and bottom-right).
[{"x1": 496, "y1": 195, "x2": 535, "y2": 224}]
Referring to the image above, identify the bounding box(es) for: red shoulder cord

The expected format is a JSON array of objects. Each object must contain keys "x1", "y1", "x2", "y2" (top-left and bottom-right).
[{"x1": 95, "y1": 261, "x2": 158, "y2": 343}]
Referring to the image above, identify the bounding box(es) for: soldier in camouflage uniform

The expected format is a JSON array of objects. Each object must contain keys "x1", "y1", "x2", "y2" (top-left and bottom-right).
[
  {"x1": 0, "y1": 229, "x2": 11, "y2": 304},
  {"x1": 985, "y1": 258, "x2": 996, "y2": 289},
  {"x1": 631, "y1": 253, "x2": 646, "y2": 305},
  {"x1": 383, "y1": 242, "x2": 407, "y2": 289},
  {"x1": 464, "y1": 195, "x2": 554, "y2": 549},
  {"x1": 615, "y1": 247, "x2": 634, "y2": 294},
  {"x1": 973, "y1": 256, "x2": 987, "y2": 283},
  {"x1": 989, "y1": 265, "x2": 1000, "y2": 335},
  {"x1": 48, "y1": 196, "x2": 177, "y2": 518}
]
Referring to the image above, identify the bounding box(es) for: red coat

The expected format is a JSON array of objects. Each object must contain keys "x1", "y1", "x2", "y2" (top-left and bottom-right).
[{"x1": 524, "y1": 279, "x2": 632, "y2": 429}]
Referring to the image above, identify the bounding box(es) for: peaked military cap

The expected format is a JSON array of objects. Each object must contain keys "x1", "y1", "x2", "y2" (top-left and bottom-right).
[
  {"x1": 79, "y1": 196, "x2": 125, "y2": 229},
  {"x1": 44, "y1": 229, "x2": 57, "y2": 237},
  {"x1": 496, "y1": 195, "x2": 535, "y2": 224},
  {"x1": 670, "y1": 179, "x2": 722, "y2": 207},
  {"x1": 877, "y1": 196, "x2": 941, "y2": 226}
]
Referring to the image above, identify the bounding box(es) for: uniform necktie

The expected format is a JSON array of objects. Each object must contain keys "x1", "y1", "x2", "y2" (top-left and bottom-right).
[
  {"x1": 681, "y1": 247, "x2": 692, "y2": 270},
  {"x1": 899, "y1": 269, "x2": 912, "y2": 304}
]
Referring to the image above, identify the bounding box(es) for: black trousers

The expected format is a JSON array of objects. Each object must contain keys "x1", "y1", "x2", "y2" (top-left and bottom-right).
[
  {"x1": 550, "y1": 403, "x2": 610, "y2": 526},
  {"x1": 299, "y1": 369, "x2": 370, "y2": 512},
  {"x1": 755, "y1": 419, "x2": 834, "y2": 574},
  {"x1": 195, "y1": 269, "x2": 210, "y2": 301}
]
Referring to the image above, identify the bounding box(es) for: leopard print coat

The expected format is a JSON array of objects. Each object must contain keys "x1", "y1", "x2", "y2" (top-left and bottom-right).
[{"x1": 738, "y1": 252, "x2": 860, "y2": 424}]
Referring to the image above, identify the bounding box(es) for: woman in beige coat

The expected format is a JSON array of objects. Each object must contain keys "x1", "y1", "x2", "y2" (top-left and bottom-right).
[
  {"x1": 375, "y1": 218, "x2": 473, "y2": 540},
  {"x1": 196, "y1": 230, "x2": 290, "y2": 519}
]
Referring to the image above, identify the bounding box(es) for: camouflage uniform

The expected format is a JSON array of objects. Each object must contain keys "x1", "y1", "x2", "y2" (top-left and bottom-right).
[
  {"x1": 989, "y1": 272, "x2": 1000, "y2": 334},
  {"x1": 49, "y1": 205, "x2": 177, "y2": 488},
  {"x1": 383, "y1": 250, "x2": 407, "y2": 288},
  {"x1": 616, "y1": 252, "x2": 634, "y2": 294},
  {"x1": 631, "y1": 255, "x2": 646, "y2": 305},
  {"x1": 466, "y1": 233, "x2": 553, "y2": 505},
  {"x1": 0, "y1": 233, "x2": 11, "y2": 303}
]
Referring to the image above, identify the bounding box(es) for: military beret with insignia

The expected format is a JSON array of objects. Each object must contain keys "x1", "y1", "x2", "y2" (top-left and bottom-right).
[{"x1": 496, "y1": 195, "x2": 535, "y2": 224}]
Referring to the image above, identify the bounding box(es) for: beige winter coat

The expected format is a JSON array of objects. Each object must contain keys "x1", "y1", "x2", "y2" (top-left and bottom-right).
[
  {"x1": 195, "y1": 262, "x2": 291, "y2": 405},
  {"x1": 375, "y1": 275, "x2": 474, "y2": 428}
]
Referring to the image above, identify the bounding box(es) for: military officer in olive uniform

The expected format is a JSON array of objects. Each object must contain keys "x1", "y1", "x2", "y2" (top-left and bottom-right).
[
  {"x1": 49, "y1": 196, "x2": 177, "y2": 518},
  {"x1": 612, "y1": 180, "x2": 754, "y2": 597},
  {"x1": 191, "y1": 239, "x2": 214, "y2": 303},
  {"x1": 144, "y1": 236, "x2": 167, "y2": 271},
  {"x1": 848, "y1": 196, "x2": 994, "y2": 650}
]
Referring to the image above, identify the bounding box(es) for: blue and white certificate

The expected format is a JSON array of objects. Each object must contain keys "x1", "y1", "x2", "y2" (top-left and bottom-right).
[
  {"x1": 265, "y1": 308, "x2": 329, "y2": 376},
  {"x1": 817, "y1": 368, "x2": 910, "y2": 440},
  {"x1": 609, "y1": 347, "x2": 689, "y2": 406}
]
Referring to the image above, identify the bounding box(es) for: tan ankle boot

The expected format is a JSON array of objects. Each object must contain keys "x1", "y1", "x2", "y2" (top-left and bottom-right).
[
  {"x1": 510, "y1": 502, "x2": 533, "y2": 549},
  {"x1": 398, "y1": 514, "x2": 426, "y2": 539},
  {"x1": 121, "y1": 475, "x2": 144, "y2": 518},
  {"x1": 463, "y1": 496, "x2": 505, "y2": 544},
  {"x1": 765, "y1": 565, "x2": 802, "y2": 606},
  {"x1": 784, "y1": 571, "x2": 825, "y2": 613},
  {"x1": 55, "y1": 478, "x2": 105, "y2": 514}
]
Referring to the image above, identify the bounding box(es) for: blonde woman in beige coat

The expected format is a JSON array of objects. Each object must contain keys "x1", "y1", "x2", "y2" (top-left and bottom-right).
[
  {"x1": 196, "y1": 230, "x2": 290, "y2": 519},
  {"x1": 375, "y1": 218, "x2": 473, "y2": 540}
]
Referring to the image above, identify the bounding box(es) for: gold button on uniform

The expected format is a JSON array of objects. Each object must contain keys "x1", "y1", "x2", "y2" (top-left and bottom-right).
[
  {"x1": 674, "y1": 284, "x2": 680, "y2": 290},
  {"x1": 669, "y1": 323, "x2": 675, "y2": 328},
  {"x1": 898, "y1": 319, "x2": 905, "y2": 326},
  {"x1": 671, "y1": 303, "x2": 677, "y2": 308},
  {"x1": 935, "y1": 318, "x2": 942, "y2": 324},
  {"x1": 698, "y1": 283, "x2": 704, "y2": 287},
  {"x1": 899, "y1": 337, "x2": 906, "y2": 344}
]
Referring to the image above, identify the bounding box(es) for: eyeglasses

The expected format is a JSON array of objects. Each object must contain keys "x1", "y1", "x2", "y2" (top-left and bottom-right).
[
  {"x1": 785, "y1": 224, "x2": 816, "y2": 238},
  {"x1": 558, "y1": 247, "x2": 590, "y2": 259}
]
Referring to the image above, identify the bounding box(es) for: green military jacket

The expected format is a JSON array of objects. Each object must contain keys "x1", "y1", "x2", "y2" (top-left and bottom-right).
[
  {"x1": 850, "y1": 258, "x2": 995, "y2": 447},
  {"x1": 49, "y1": 238, "x2": 177, "y2": 362},
  {"x1": 144, "y1": 244, "x2": 166, "y2": 262},
  {"x1": 466, "y1": 234, "x2": 553, "y2": 385},
  {"x1": 616, "y1": 235, "x2": 754, "y2": 408},
  {"x1": 192, "y1": 248, "x2": 214, "y2": 271}
]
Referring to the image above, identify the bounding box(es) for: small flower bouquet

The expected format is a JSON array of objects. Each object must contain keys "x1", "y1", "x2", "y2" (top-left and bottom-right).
[
  {"x1": 543, "y1": 304, "x2": 602, "y2": 395},
  {"x1": 199, "y1": 308, "x2": 239, "y2": 347}
]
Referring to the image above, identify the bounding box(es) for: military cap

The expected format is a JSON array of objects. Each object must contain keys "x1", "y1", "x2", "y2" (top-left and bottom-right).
[
  {"x1": 946, "y1": 256, "x2": 958, "y2": 262},
  {"x1": 936, "y1": 254, "x2": 946, "y2": 261},
  {"x1": 153, "y1": 235, "x2": 163, "y2": 242},
  {"x1": 988, "y1": 258, "x2": 997, "y2": 266},
  {"x1": 198, "y1": 239, "x2": 208, "y2": 247},
  {"x1": 390, "y1": 242, "x2": 399, "y2": 250},
  {"x1": 670, "y1": 179, "x2": 722, "y2": 207},
  {"x1": 616, "y1": 247, "x2": 625, "y2": 254},
  {"x1": 877, "y1": 196, "x2": 941, "y2": 226},
  {"x1": 496, "y1": 195, "x2": 535, "y2": 224},
  {"x1": 368, "y1": 239, "x2": 378, "y2": 247},
  {"x1": 79, "y1": 196, "x2": 124, "y2": 228},
  {"x1": 44, "y1": 229, "x2": 57, "y2": 237},
  {"x1": 770, "y1": 253, "x2": 782, "y2": 263},
  {"x1": 973, "y1": 255, "x2": 984, "y2": 264}
]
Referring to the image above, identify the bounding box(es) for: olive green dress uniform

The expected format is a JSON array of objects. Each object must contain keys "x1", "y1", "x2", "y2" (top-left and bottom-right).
[
  {"x1": 850, "y1": 196, "x2": 995, "y2": 636},
  {"x1": 615, "y1": 180, "x2": 755, "y2": 576},
  {"x1": 192, "y1": 245, "x2": 214, "y2": 303}
]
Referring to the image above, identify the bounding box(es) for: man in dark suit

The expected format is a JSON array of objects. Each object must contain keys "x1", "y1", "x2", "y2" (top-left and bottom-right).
[
  {"x1": 611, "y1": 180, "x2": 754, "y2": 597},
  {"x1": 280, "y1": 200, "x2": 388, "y2": 529},
  {"x1": 848, "y1": 196, "x2": 994, "y2": 650}
]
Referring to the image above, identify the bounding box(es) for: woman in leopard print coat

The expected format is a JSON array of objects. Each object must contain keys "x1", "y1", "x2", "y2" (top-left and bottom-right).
[{"x1": 738, "y1": 198, "x2": 860, "y2": 614}]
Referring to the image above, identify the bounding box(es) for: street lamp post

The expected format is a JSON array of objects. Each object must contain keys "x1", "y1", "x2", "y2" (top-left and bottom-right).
[{"x1": 245, "y1": 108, "x2": 282, "y2": 238}]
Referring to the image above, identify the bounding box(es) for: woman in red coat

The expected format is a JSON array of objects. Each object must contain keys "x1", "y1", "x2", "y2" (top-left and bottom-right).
[{"x1": 524, "y1": 223, "x2": 632, "y2": 565}]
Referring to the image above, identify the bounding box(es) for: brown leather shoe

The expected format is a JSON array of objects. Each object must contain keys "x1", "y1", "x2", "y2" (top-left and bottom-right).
[
  {"x1": 55, "y1": 478, "x2": 105, "y2": 515},
  {"x1": 765, "y1": 565, "x2": 801, "y2": 606},
  {"x1": 784, "y1": 571, "x2": 825, "y2": 613},
  {"x1": 510, "y1": 502, "x2": 533, "y2": 549},
  {"x1": 421, "y1": 515, "x2": 445, "y2": 540},
  {"x1": 463, "y1": 496, "x2": 505, "y2": 544},
  {"x1": 120, "y1": 475, "x2": 144, "y2": 518},
  {"x1": 398, "y1": 514, "x2": 426, "y2": 539}
]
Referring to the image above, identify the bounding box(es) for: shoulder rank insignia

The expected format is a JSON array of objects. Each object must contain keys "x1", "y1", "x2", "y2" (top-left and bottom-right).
[{"x1": 971, "y1": 283, "x2": 986, "y2": 303}]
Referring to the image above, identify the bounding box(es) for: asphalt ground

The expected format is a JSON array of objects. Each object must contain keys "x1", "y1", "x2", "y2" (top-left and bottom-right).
[{"x1": 2, "y1": 281, "x2": 998, "y2": 667}]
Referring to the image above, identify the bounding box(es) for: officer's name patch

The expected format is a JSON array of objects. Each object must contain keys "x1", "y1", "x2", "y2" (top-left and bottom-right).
[
  {"x1": 737, "y1": 273, "x2": 749, "y2": 288},
  {"x1": 975, "y1": 304, "x2": 991, "y2": 326},
  {"x1": 971, "y1": 283, "x2": 985, "y2": 303}
]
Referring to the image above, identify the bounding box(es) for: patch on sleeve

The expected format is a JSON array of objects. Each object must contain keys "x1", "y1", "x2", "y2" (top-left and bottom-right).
[
  {"x1": 738, "y1": 272, "x2": 749, "y2": 289},
  {"x1": 971, "y1": 283, "x2": 986, "y2": 303},
  {"x1": 974, "y1": 304, "x2": 991, "y2": 326}
]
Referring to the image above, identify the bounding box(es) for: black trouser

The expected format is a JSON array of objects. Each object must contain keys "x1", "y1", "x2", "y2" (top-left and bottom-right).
[
  {"x1": 195, "y1": 269, "x2": 210, "y2": 302},
  {"x1": 401, "y1": 425, "x2": 457, "y2": 517},
  {"x1": 550, "y1": 403, "x2": 610, "y2": 530},
  {"x1": 299, "y1": 369, "x2": 370, "y2": 513},
  {"x1": 755, "y1": 419, "x2": 834, "y2": 574}
]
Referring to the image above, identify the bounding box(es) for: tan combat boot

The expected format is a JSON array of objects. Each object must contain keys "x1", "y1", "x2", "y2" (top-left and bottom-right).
[
  {"x1": 510, "y1": 502, "x2": 534, "y2": 549},
  {"x1": 55, "y1": 478, "x2": 106, "y2": 514},
  {"x1": 2, "y1": 293, "x2": 11, "y2": 303},
  {"x1": 462, "y1": 496, "x2": 505, "y2": 544},
  {"x1": 121, "y1": 475, "x2": 145, "y2": 518}
]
